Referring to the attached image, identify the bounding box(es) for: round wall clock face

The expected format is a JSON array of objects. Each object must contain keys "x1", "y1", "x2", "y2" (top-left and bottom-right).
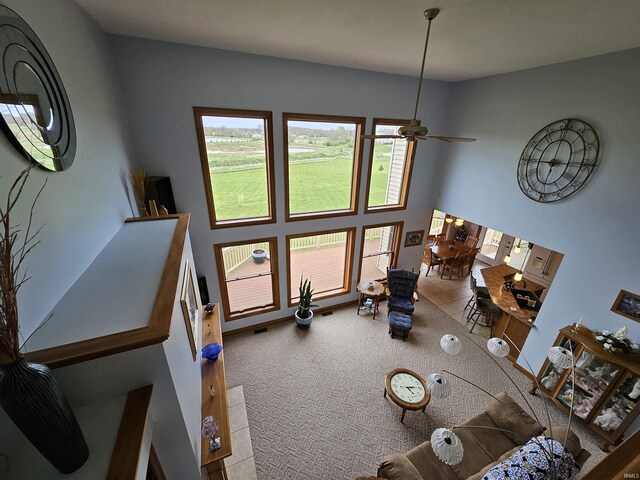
[
  {"x1": 517, "y1": 118, "x2": 599, "y2": 203},
  {"x1": 390, "y1": 372, "x2": 426, "y2": 404}
]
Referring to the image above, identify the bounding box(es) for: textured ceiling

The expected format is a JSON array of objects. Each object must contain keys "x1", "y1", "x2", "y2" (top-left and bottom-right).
[{"x1": 74, "y1": 0, "x2": 640, "y2": 81}]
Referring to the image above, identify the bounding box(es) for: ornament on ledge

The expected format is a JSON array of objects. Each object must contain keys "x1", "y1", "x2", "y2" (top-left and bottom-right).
[{"x1": 594, "y1": 326, "x2": 639, "y2": 355}]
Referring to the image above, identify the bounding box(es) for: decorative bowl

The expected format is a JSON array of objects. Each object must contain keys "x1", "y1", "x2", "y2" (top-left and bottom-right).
[
  {"x1": 367, "y1": 281, "x2": 375, "y2": 291},
  {"x1": 202, "y1": 343, "x2": 223, "y2": 362}
]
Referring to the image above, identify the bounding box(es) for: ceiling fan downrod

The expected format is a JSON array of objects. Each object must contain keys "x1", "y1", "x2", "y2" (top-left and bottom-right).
[{"x1": 411, "y1": 8, "x2": 439, "y2": 122}]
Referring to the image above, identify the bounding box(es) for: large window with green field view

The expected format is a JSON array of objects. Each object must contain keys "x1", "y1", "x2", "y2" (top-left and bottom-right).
[
  {"x1": 214, "y1": 238, "x2": 280, "y2": 321},
  {"x1": 286, "y1": 228, "x2": 356, "y2": 305},
  {"x1": 194, "y1": 107, "x2": 276, "y2": 228},
  {"x1": 283, "y1": 113, "x2": 365, "y2": 221},
  {"x1": 365, "y1": 119, "x2": 416, "y2": 213}
]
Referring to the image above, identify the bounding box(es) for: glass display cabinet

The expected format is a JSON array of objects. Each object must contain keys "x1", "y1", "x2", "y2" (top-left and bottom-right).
[{"x1": 532, "y1": 325, "x2": 640, "y2": 450}]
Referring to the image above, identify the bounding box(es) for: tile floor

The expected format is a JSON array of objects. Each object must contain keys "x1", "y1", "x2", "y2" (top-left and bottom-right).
[
  {"x1": 224, "y1": 386, "x2": 258, "y2": 480},
  {"x1": 417, "y1": 259, "x2": 492, "y2": 339}
]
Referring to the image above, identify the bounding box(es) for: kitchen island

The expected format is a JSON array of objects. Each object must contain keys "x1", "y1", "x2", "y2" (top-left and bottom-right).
[{"x1": 480, "y1": 264, "x2": 546, "y2": 363}]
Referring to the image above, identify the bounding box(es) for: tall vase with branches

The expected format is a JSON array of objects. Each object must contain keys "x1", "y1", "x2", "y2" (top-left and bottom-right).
[{"x1": 0, "y1": 167, "x2": 89, "y2": 474}]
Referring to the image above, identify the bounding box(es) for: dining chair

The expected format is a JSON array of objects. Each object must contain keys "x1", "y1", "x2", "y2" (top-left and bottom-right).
[
  {"x1": 462, "y1": 247, "x2": 481, "y2": 277},
  {"x1": 441, "y1": 251, "x2": 465, "y2": 280},
  {"x1": 435, "y1": 233, "x2": 447, "y2": 244},
  {"x1": 422, "y1": 246, "x2": 443, "y2": 277},
  {"x1": 465, "y1": 236, "x2": 478, "y2": 248}
]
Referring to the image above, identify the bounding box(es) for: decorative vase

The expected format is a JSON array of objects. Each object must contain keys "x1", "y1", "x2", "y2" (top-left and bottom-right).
[
  {"x1": 294, "y1": 309, "x2": 313, "y2": 329},
  {"x1": 202, "y1": 343, "x2": 223, "y2": 362},
  {"x1": 0, "y1": 359, "x2": 89, "y2": 474}
]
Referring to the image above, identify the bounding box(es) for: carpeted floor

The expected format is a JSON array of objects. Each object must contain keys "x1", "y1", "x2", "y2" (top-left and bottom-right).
[{"x1": 224, "y1": 295, "x2": 606, "y2": 480}]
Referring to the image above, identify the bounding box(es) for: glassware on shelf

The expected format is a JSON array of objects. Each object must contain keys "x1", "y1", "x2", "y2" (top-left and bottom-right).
[{"x1": 593, "y1": 374, "x2": 639, "y2": 433}]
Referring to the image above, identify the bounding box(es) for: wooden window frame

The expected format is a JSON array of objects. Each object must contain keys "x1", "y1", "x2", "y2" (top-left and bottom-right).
[
  {"x1": 213, "y1": 237, "x2": 280, "y2": 321},
  {"x1": 364, "y1": 118, "x2": 417, "y2": 214},
  {"x1": 357, "y1": 221, "x2": 404, "y2": 283},
  {"x1": 286, "y1": 227, "x2": 357, "y2": 307},
  {"x1": 194, "y1": 107, "x2": 277, "y2": 229},
  {"x1": 282, "y1": 112, "x2": 365, "y2": 222}
]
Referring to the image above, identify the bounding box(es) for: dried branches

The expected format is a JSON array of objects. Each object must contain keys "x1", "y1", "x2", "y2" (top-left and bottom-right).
[
  {"x1": 127, "y1": 166, "x2": 147, "y2": 215},
  {"x1": 0, "y1": 166, "x2": 45, "y2": 366}
]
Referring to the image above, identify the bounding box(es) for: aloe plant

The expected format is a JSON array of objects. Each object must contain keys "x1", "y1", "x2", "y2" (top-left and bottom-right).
[{"x1": 297, "y1": 277, "x2": 318, "y2": 319}]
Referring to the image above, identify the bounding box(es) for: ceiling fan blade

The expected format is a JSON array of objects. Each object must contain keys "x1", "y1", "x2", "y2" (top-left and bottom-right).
[
  {"x1": 362, "y1": 134, "x2": 403, "y2": 139},
  {"x1": 421, "y1": 135, "x2": 477, "y2": 143}
]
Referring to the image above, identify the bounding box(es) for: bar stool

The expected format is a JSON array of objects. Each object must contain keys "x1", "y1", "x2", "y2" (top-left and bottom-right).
[
  {"x1": 467, "y1": 291, "x2": 502, "y2": 335},
  {"x1": 464, "y1": 272, "x2": 490, "y2": 312}
]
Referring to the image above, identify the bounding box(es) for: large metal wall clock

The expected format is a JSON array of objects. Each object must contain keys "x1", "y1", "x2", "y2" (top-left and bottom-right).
[
  {"x1": 0, "y1": 6, "x2": 76, "y2": 171},
  {"x1": 517, "y1": 118, "x2": 599, "y2": 203}
]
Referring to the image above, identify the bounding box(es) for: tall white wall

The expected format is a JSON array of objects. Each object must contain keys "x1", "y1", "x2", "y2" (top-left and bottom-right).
[
  {"x1": 110, "y1": 36, "x2": 456, "y2": 332},
  {"x1": 437, "y1": 48, "x2": 640, "y2": 371},
  {"x1": 0, "y1": 0, "x2": 135, "y2": 337}
]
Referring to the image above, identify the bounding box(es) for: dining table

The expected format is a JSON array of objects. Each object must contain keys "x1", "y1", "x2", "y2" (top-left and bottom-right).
[{"x1": 428, "y1": 241, "x2": 472, "y2": 261}]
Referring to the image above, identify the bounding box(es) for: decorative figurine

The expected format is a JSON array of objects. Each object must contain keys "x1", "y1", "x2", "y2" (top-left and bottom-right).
[
  {"x1": 210, "y1": 385, "x2": 216, "y2": 398},
  {"x1": 571, "y1": 317, "x2": 583, "y2": 334},
  {"x1": 205, "y1": 303, "x2": 214, "y2": 314},
  {"x1": 202, "y1": 416, "x2": 221, "y2": 452},
  {"x1": 594, "y1": 408, "x2": 623, "y2": 432},
  {"x1": 613, "y1": 326, "x2": 629, "y2": 341}
]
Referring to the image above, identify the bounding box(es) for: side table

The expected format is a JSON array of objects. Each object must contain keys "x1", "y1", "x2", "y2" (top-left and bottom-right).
[{"x1": 357, "y1": 280, "x2": 385, "y2": 319}]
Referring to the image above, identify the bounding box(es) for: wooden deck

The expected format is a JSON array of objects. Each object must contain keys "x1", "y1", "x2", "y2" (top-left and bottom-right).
[{"x1": 225, "y1": 240, "x2": 384, "y2": 311}]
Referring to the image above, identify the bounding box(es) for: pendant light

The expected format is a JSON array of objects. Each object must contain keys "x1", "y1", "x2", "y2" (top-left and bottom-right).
[
  {"x1": 514, "y1": 242, "x2": 533, "y2": 283},
  {"x1": 454, "y1": 218, "x2": 464, "y2": 227}
]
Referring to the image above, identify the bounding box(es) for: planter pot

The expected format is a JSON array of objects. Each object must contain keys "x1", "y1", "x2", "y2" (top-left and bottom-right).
[
  {"x1": 294, "y1": 309, "x2": 314, "y2": 329},
  {"x1": 251, "y1": 248, "x2": 267, "y2": 264},
  {"x1": 0, "y1": 359, "x2": 89, "y2": 474}
]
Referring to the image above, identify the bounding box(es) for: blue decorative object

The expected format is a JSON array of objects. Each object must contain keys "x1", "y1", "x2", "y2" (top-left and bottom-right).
[{"x1": 202, "y1": 343, "x2": 223, "y2": 362}]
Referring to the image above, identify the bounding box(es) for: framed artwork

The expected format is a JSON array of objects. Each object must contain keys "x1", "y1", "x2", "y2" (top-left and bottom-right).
[
  {"x1": 611, "y1": 290, "x2": 640, "y2": 323},
  {"x1": 181, "y1": 259, "x2": 199, "y2": 360},
  {"x1": 404, "y1": 230, "x2": 425, "y2": 248}
]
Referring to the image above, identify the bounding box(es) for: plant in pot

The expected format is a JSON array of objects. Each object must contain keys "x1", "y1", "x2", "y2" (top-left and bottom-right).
[
  {"x1": 251, "y1": 247, "x2": 267, "y2": 264},
  {"x1": 0, "y1": 167, "x2": 89, "y2": 473},
  {"x1": 294, "y1": 277, "x2": 318, "y2": 329}
]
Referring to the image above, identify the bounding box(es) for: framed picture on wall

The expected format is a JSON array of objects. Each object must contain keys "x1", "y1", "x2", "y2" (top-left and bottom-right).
[
  {"x1": 611, "y1": 289, "x2": 640, "y2": 323},
  {"x1": 181, "y1": 259, "x2": 199, "y2": 360},
  {"x1": 404, "y1": 230, "x2": 425, "y2": 248}
]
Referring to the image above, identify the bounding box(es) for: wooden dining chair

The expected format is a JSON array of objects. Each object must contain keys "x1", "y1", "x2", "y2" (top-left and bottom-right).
[
  {"x1": 435, "y1": 233, "x2": 447, "y2": 244},
  {"x1": 441, "y1": 251, "x2": 465, "y2": 279},
  {"x1": 465, "y1": 236, "x2": 478, "y2": 248},
  {"x1": 422, "y1": 246, "x2": 443, "y2": 277},
  {"x1": 462, "y1": 247, "x2": 481, "y2": 276}
]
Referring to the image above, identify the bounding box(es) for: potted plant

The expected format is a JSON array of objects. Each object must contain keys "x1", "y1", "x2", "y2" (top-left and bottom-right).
[
  {"x1": 251, "y1": 247, "x2": 267, "y2": 264},
  {"x1": 0, "y1": 167, "x2": 89, "y2": 473},
  {"x1": 294, "y1": 277, "x2": 318, "y2": 329}
]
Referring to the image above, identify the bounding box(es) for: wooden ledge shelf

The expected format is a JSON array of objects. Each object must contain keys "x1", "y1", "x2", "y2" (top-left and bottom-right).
[
  {"x1": 23, "y1": 214, "x2": 190, "y2": 369},
  {"x1": 200, "y1": 303, "x2": 232, "y2": 478}
]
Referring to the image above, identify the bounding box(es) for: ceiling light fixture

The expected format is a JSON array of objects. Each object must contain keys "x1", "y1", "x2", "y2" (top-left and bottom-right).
[
  {"x1": 362, "y1": 9, "x2": 476, "y2": 144},
  {"x1": 514, "y1": 243, "x2": 534, "y2": 282}
]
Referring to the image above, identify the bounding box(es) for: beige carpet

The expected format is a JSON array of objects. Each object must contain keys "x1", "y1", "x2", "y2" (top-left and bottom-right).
[{"x1": 224, "y1": 295, "x2": 606, "y2": 480}]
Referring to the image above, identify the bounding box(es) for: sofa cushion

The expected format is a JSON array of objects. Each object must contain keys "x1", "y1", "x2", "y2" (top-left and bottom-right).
[
  {"x1": 377, "y1": 454, "x2": 422, "y2": 480},
  {"x1": 457, "y1": 412, "x2": 518, "y2": 462},
  {"x1": 449, "y1": 426, "x2": 495, "y2": 480},
  {"x1": 484, "y1": 392, "x2": 544, "y2": 445},
  {"x1": 404, "y1": 441, "x2": 459, "y2": 480}
]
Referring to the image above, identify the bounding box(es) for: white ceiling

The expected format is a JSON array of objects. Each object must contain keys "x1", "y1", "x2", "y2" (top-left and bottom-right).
[{"x1": 75, "y1": 0, "x2": 640, "y2": 81}]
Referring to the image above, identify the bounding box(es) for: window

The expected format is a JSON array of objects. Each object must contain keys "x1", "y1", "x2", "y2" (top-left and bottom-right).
[
  {"x1": 286, "y1": 228, "x2": 356, "y2": 305},
  {"x1": 428, "y1": 209, "x2": 447, "y2": 236},
  {"x1": 194, "y1": 107, "x2": 276, "y2": 228},
  {"x1": 365, "y1": 119, "x2": 416, "y2": 212},
  {"x1": 358, "y1": 223, "x2": 403, "y2": 282},
  {"x1": 214, "y1": 238, "x2": 280, "y2": 320},
  {"x1": 283, "y1": 113, "x2": 365, "y2": 221}
]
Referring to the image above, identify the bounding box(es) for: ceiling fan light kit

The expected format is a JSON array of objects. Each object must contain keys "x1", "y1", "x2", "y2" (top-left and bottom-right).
[{"x1": 363, "y1": 8, "x2": 475, "y2": 144}]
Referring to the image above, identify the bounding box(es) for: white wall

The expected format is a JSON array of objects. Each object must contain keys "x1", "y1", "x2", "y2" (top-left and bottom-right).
[
  {"x1": 109, "y1": 36, "x2": 457, "y2": 332},
  {"x1": 437, "y1": 48, "x2": 640, "y2": 371},
  {"x1": 0, "y1": 0, "x2": 135, "y2": 337}
]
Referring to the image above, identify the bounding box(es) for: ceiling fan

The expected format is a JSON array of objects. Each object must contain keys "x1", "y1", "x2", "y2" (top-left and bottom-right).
[{"x1": 363, "y1": 8, "x2": 476, "y2": 144}]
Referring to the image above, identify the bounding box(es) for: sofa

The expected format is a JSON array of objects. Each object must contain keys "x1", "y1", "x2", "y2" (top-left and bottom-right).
[{"x1": 378, "y1": 392, "x2": 590, "y2": 480}]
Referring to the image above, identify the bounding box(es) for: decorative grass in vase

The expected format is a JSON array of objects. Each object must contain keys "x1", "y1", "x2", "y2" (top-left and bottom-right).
[
  {"x1": 0, "y1": 166, "x2": 89, "y2": 473},
  {"x1": 128, "y1": 166, "x2": 148, "y2": 217}
]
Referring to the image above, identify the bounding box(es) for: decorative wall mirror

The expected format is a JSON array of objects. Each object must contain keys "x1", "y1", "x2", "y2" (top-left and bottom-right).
[{"x1": 0, "y1": 6, "x2": 76, "y2": 171}]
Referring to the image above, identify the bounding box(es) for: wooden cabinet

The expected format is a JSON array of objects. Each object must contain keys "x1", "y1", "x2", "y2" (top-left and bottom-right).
[{"x1": 532, "y1": 326, "x2": 640, "y2": 448}]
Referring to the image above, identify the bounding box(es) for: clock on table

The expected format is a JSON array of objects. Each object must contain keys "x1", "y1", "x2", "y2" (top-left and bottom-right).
[
  {"x1": 384, "y1": 368, "x2": 430, "y2": 423},
  {"x1": 517, "y1": 118, "x2": 599, "y2": 203}
]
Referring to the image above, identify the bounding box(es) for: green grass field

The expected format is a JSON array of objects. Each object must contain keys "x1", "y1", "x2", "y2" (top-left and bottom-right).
[{"x1": 207, "y1": 138, "x2": 392, "y2": 220}]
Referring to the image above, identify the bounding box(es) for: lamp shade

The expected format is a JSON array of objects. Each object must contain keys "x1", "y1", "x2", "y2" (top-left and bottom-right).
[
  {"x1": 514, "y1": 271, "x2": 523, "y2": 282},
  {"x1": 455, "y1": 218, "x2": 464, "y2": 227},
  {"x1": 445, "y1": 217, "x2": 453, "y2": 223},
  {"x1": 427, "y1": 373, "x2": 451, "y2": 399},
  {"x1": 431, "y1": 428, "x2": 464, "y2": 465},
  {"x1": 440, "y1": 335, "x2": 462, "y2": 355},
  {"x1": 487, "y1": 338, "x2": 510, "y2": 358},
  {"x1": 548, "y1": 346, "x2": 573, "y2": 369},
  {"x1": 514, "y1": 245, "x2": 521, "y2": 253},
  {"x1": 504, "y1": 255, "x2": 512, "y2": 264}
]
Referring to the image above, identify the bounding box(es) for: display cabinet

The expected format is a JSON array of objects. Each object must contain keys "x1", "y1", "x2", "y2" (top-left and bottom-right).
[{"x1": 531, "y1": 325, "x2": 640, "y2": 449}]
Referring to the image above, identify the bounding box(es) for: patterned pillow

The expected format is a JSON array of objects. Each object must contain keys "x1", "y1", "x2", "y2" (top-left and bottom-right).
[{"x1": 482, "y1": 436, "x2": 580, "y2": 480}]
